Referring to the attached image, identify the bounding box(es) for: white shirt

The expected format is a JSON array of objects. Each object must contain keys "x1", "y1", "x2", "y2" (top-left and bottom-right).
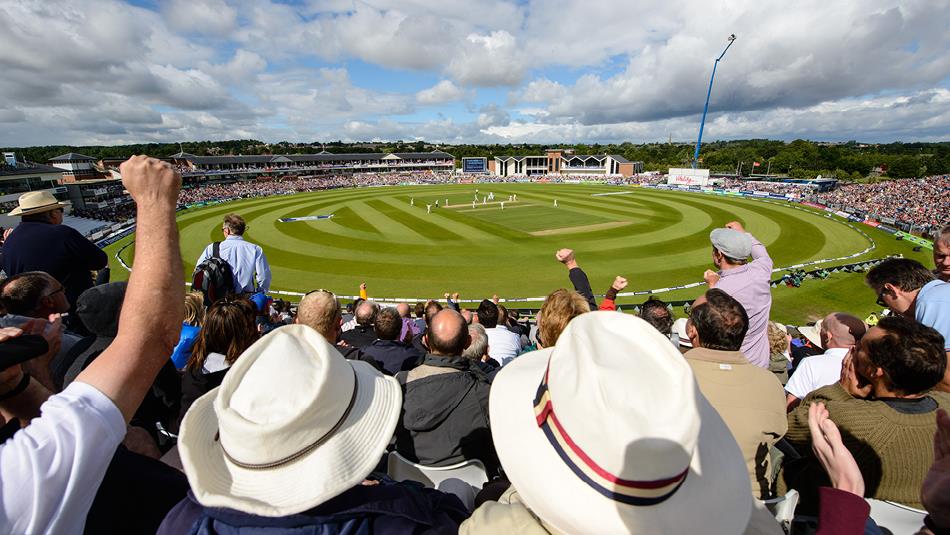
[
  {"x1": 0, "y1": 381, "x2": 125, "y2": 535},
  {"x1": 486, "y1": 326, "x2": 523, "y2": 366},
  {"x1": 196, "y1": 235, "x2": 271, "y2": 294},
  {"x1": 784, "y1": 347, "x2": 851, "y2": 400}
]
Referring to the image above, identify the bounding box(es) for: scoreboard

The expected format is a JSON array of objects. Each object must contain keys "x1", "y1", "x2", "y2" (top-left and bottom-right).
[{"x1": 461, "y1": 157, "x2": 487, "y2": 174}]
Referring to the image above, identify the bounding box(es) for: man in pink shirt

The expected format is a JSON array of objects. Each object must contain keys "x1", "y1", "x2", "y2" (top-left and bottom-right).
[{"x1": 703, "y1": 221, "x2": 773, "y2": 368}]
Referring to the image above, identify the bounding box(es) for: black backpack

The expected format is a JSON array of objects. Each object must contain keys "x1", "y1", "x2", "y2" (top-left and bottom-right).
[{"x1": 191, "y1": 242, "x2": 235, "y2": 306}]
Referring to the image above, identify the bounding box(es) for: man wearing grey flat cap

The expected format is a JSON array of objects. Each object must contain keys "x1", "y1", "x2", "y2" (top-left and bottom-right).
[{"x1": 703, "y1": 221, "x2": 773, "y2": 368}]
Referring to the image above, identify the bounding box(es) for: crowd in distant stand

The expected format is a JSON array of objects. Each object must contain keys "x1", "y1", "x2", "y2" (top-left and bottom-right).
[
  {"x1": 815, "y1": 175, "x2": 950, "y2": 231},
  {"x1": 175, "y1": 171, "x2": 454, "y2": 206}
]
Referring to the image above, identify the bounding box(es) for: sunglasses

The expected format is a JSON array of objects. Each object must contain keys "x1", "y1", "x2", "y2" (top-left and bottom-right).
[{"x1": 876, "y1": 289, "x2": 888, "y2": 308}]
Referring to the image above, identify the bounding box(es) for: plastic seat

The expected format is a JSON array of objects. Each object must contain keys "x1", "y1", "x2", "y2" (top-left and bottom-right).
[
  {"x1": 866, "y1": 498, "x2": 926, "y2": 534},
  {"x1": 387, "y1": 451, "x2": 488, "y2": 488},
  {"x1": 760, "y1": 489, "x2": 799, "y2": 533},
  {"x1": 387, "y1": 452, "x2": 489, "y2": 510}
]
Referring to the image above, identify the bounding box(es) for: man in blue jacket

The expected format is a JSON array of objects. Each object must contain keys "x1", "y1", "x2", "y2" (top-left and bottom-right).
[{"x1": 2, "y1": 191, "x2": 107, "y2": 319}]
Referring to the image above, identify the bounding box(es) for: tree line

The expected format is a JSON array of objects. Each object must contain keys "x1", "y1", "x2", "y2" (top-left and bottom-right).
[{"x1": 4, "y1": 138, "x2": 949, "y2": 180}]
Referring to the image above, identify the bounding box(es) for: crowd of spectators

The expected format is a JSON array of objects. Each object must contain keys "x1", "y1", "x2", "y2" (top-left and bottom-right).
[
  {"x1": 2, "y1": 156, "x2": 950, "y2": 534},
  {"x1": 176, "y1": 171, "x2": 455, "y2": 206},
  {"x1": 814, "y1": 175, "x2": 950, "y2": 231}
]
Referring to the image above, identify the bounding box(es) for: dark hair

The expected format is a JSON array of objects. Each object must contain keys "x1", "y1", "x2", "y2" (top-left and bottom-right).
[
  {"x1": 0, "y1": 271, "x2": 55, "y2": 315},
  {"x1": 639, "y1": 298, "x2": 673, "y2": 336},
  {"x1": 374, "y1": 307, "x2": 402, "y2": 341},
  {"x1": 428, "y1": 310, "x2": 469, "y2": 355},
  {"x1": 866, "y1": 258, "x2": 935, "y2": 292},
  {"x1": 424, "y1": 301, "x2": 443, "y2": 327},
  {"x1": 497, "y1": 304, "x2": 509, "y2": 326},
  {"x1": 689, "y1": 289, "x2": 749, "y2": 351},
  {"x1": 223, "y1": 213, "x2": 246, "y2": 235},
  {"x1": 868, "y1": 316, "x2": 946, "y2": 395},
  {"x1": 413, "y1": 301, "x2": 426, "y2": 318},
  {"x1": 187, "y1": 297, "x2": 259, "y2": 372},
  {"x1": 477, "y1": 299, "x2": 499, "y2": 328}
]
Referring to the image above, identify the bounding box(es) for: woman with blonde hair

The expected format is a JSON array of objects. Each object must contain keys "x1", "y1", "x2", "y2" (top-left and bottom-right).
[
  {"x1": 170, "y1": 291, "x2": 207, "y2": 370},
  {"x1": 535, "y1": 289, "x2": 590, "y2": 348}
]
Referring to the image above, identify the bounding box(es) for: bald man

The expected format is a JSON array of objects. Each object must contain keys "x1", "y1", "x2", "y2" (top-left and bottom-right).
[
  {"x1": 394, "y1": 309, "x2": 498, "y2": 474},
  {"x1": 396, "y1": 302, "x2": 421, "y2": 341},
  {"x1": 784, "y1": 312, "x2": 867, "y2": 410}
]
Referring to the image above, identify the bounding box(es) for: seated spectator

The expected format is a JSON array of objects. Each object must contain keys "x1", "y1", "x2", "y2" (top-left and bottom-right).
[
  {"x1": 638, "y1": 297, "x2": 674, "y2": 342},
  {"x1": 790, "y1": 322, "x2": 824, "y2": 367},
  {"x1": 340, "y1": 283, "x2": 368, "y2": 332},
  {"x1": 684, "y1": 289, "x2": 787, "y2": 499},
  {"x1": 535, "y1": 289, "x2": 589, "y2": 349},
  {"x1": 361, "y1": 307, "x2": 423, "y2": 375},
  {"x1": 294, "y1": 289, "x2": 382, "y2": 371},
  {"x1": 867, "y1": 257, "x2": 950, "y2": 349},
  {"x1": 784, "y1": 315, "x2": 950, "y2": 510},
  {"x1": 785, "y1": 313, "x2": 866, "y2": 410},
  {"x1": 672, "y1": 317, "x2": 692, "y2": 353},
  {"x1": 462, "y1": 323, "x2": 500, "y2": 378},
  {"x1": 396, "y1": 302, "x2": 421, "y2": 342},
  {"x1": 460, "y1": 312, "x2": 779, "y2": 534},
  {"x1": 412, "y1": 301, "x2": 426, "y2": 332},
  {"x1": 411, "y1": 300, "x2": 443, "y2": 355},
  {"x1": 170, "y1": 291, "x2": 205, "y2": 370},
  {"x1": 176, "y1": 297, "x2": 258, "y2": 432},
  {"x1": 0, "y1": 271, "x2": 90, "y2": 388},
  {"x1": 477, "y1": 299, "x2": 522, "y2": 365},
  {"x1": 395, "y1": 309, "x2": 497, "y2": 475},
  {"x1": 766, "y1": 322, "x2": 791, "y2": 384},
  {"x1": 340, "y1": 300, "x2": 378, "y2": 348},
  {"x1": 160, "y1": 325, "x2": 468, "y2": 534},
  {"x1": 868, "y1": 257, "x2": 950, "y2": 392},
  {"x1": 933, "y1": 225, "x2": 950, "y2": 283},
  {"x1": 0, "y1": 155, "x2": 184, "y2": 533}
]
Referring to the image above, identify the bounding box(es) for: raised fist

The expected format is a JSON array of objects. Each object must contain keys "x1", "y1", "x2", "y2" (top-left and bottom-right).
[{"x1": 119, "y1": 155, "x2": 181, "y2": 207}]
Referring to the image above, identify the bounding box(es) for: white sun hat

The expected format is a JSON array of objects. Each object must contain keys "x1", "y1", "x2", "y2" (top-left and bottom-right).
[
  {"x1": 799, "y1": 319, "x2": 824, "y2": 349},
  {"x1": 489, "y1": 311, "x2": 751, "y2": 534},
  {"x1": 672, "y1": 317, "x2": 692, "y2": 348},
  {"x1": 8, "y1": 190, "x2": 70, "y2": 216},
  {"x1": 178, "y1": 324, "x2": 401, "y2": 517}
]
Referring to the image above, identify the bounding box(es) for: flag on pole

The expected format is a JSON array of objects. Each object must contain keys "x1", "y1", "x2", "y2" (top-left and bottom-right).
[{"x1": 752, "y1": 161, "x2": 760, "y2": 167}]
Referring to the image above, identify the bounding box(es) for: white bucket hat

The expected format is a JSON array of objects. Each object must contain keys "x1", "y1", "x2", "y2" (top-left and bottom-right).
[
  {"x1": 672, "y1": 317, "x2": 692, "y2": 348},
  {"x1": 489, "y1": 311, "x2": 751, "y2": 534},
  {"x1": 178, "y1": 324, "x2": 401, "y2": 517},
  {"x1": 8, "y1": 190, "x2": 70, "y2": 216},
  {"x1": 799, "y1": 319, "x2": 824, "y2": 348}
]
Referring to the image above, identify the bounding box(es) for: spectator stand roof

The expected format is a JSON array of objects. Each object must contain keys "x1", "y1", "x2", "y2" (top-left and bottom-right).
[{"x1": 48, "y1": 153, "x2": 96, "y2": 162}]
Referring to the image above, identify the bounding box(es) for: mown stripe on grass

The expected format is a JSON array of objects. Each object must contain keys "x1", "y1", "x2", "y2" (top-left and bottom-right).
[
  {"x1": 364, "y1": 199, "x2": 467, "y2": 242},
  {"x1": 333, "y1": 205, "x2": 383, "y2": 235}
]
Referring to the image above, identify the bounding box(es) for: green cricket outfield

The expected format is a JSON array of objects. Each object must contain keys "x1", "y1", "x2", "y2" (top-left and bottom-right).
[{"x1": 104, "y1": 183, "x2": 932, "y2": 325}]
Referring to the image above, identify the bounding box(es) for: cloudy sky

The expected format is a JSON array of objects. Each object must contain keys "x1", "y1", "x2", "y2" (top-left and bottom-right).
[{"x1": 1, "y1": 0, "x2": 948, "y2": 146}]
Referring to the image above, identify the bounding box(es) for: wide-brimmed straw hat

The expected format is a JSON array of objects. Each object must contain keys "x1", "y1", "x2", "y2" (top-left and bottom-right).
[
  {"x1": 8, "y1": 190, "x2": 70, "y2": 216},
  {"x1": 178, "y1": 324, "x2": 401, "y2": 517},
  {"x1": 490, "y1": 311, "x2": 751, "y2": 534},
  {"x1": 799, "y1": 319, "x2": 824, "y2": 348}
]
